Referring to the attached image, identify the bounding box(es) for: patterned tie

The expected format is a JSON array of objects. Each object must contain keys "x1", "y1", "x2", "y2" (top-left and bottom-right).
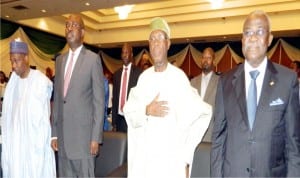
[
  {"x1": 120, "y1": 67, "x2": 128, "y2": 111},
  {"x1": 63, "y1": 53, "x2": 74, "y2": 97},
  {"x1": 247, "y1": 70, "x2": 260, "y2": 130}
]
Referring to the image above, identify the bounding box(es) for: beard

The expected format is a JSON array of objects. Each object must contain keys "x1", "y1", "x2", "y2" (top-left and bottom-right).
[{"x1": 201, "y1": 64, "x2": 212, "y2": 74}]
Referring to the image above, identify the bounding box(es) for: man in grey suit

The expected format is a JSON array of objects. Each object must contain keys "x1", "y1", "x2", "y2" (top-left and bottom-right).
[
  {"x1": 51, "y1": 14, "x2": 105, "y2": 177},
  {"x1": 211, "y1": 10, "x2": 300, "y2": 177},
  {"x1": 190, "y1": 47, "x2": 219, "y2": 142}
]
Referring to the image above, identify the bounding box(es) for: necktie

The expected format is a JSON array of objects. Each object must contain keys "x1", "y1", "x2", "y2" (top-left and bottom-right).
[
  {"x1": 247, "y1": 70, "x2": 259, "y2": 130},
  {"x1": 120, "y1": 67, "x2": 128, "y2": 111},
  {"x1": 63, "y1": 53, "x2": 74, "y2": 97}
]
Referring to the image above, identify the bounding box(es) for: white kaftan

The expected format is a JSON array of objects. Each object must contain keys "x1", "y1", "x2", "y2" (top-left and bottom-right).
[
  {"x1": 123, "y1": 64, "x2": 212, "y2": 178},
  {"x1": 1, "y1": 70, "x2": 56, "y2": 178}
]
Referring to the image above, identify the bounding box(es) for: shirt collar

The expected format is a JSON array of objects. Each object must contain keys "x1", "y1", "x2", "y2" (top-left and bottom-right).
[
  {"x1": 244, "y1": 56, "x2": 267, "y2": 75},
  {"x1": 69, "y1": 45, "x2": 83, "y2": 57},
  {"x1": 123, "y1": 62, "x2": 132, "y2": 70}
]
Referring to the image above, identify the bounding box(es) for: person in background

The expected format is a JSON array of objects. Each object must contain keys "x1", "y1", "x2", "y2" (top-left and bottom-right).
[
  {"x1": 0, "y1": 71, "x2": 7, "y2": 99},
  {"x1": 140, "y1": 52, "x2": 152, "y2": 70},
  {"x1": 211, "y1": 10, "x2": 300, "y2": 177},
  {"x1": 112, "y1": 43, "x2": 142, "y2": 132},
  {"x1": 104, "y1": 72, "x2": 113, "y2": 117},
  {"x1": 51, "y1": 14, "x2": 105, "y2": 177},
  {"x1": 0, "y1": 71, "x2": 7, "y2": 116},
  {"x1": 103, "y1": 76, "x2": 111, "y2": 131},
  {"x1": 2, "y1": 38, "x2": 55, "y2": 177},
  {"x1": 123, "y1": 17, "x2": 212, "y2": 178},
  {"x1": 190, "y1": 47, "x2": 219, "y2": 142},
  {"x1": 45, "y1": 67, "x2": 54, "y2": 80},
  {"x1": 45, "y1": 67, "x2": 54, "y2": 123}
]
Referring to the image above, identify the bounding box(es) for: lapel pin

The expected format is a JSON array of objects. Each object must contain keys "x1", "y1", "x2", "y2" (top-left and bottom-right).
[{"x1": 269, "y1": 81, "x2": 274, "y2": 86}]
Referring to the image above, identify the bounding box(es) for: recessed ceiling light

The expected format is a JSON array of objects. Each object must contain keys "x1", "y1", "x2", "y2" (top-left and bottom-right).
[
  {"x1": 41, "y1": 9, "x2": 46, "y2": 13},
  {"x1": 5, "y1": 15, "x2": 10, "y2": 18},
  {"x1": 85, "y1": 2, "x2": 90, "y2": 6}
]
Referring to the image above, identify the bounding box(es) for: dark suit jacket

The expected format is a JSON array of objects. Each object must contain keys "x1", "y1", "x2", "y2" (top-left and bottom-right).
[
  {"x1": 191, "y1": 72, "x2": 219, "y2": 142},
  {"x1": 211, "y1": 61, "x2": 300, "y2": 177},
  {"x1": 112, "y1": 64, "x2": 142, "y2": 132},
  {"x1": 52, "y1": 46, "x2": 105, "y2": 159}
]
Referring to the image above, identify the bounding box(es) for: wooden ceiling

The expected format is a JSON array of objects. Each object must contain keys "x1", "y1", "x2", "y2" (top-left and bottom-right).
[{"x1": 1, "y1": 0, "x2": 300, "y2": 48}]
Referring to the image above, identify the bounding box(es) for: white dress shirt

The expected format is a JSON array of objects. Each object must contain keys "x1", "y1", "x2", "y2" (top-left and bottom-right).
[
  {"x1": 118, "y1": 63, "x2": 132, "y2": 115},
  {"x1": 200, "y1": 71, "x2": 213, "y2": 99},
  {"x1": 244, "y1": 56, "x2": 267, "y2": 105},
  {"x1": 64, "y1": 45, "x2": 83, "y2": 77}
]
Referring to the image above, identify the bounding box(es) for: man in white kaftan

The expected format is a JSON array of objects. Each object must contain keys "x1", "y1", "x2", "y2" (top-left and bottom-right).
[
  {"x1": 123, "y1": 17, "x2": 212, "y2": 178},
  {"x1": 1, "y1": 39, "x2": 56, "y2": 178}
]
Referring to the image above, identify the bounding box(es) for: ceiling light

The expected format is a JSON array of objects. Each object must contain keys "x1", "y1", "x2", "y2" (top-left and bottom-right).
[
  {"x1": 85, "y1": 2, "x2": 90, "y2": 6},
  {"x1": 209, "y1": 0, "x2": 223, "y2": 9},
  {"x1": 114, "y1": 5, "x2": 134, "y2": 20},
  {"x1": 5, "y1": 15, "x2": 10, "y2": 18},
  {"x1": 41, "y1": 9, "x2": 46, "y2": 13}
]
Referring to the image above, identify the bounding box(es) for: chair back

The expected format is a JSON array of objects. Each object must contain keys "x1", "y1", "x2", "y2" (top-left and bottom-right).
[
  {"x1": 191, "y1": 142, "x2": 211, "y2": 177},
  {"x1": 95, "y1": 131, "x2": 127, "y2": 177}
]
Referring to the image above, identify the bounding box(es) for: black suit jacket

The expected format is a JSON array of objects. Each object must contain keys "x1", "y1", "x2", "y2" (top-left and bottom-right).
[
  {"x1": 112, "y1": 64, "x2": 142, "y2": 132},
  {"x1": 211, "y1": 60, "x2": 300, "y2": 177}
]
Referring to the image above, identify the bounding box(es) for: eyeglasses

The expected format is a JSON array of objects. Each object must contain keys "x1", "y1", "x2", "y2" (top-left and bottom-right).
[
  {"x1": 243, "y1": 29, "x2": 269, "y2": 37},
  {"x1": 149, "y1": 35, "x2": 167, "y2": 42},
  {"x1": 65, "y1": 22, "x2": 81, "y2": 29}
]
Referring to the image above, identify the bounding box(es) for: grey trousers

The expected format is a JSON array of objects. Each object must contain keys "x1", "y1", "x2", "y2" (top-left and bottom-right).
[{"x1": 58, "y1": 156, "x2": 95, "y2": 178}]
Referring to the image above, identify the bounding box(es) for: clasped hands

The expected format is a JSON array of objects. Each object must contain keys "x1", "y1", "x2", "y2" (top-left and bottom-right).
[{"x1": 146, "y1": 93, "x2": 169, "y2": 117}]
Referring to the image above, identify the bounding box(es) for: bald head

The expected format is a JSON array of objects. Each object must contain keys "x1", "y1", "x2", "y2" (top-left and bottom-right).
[
  {"x1": 67, "y1": 14, "x2": 85, "y2": 29},
  {"x1": 201, "y1": 47, "x2": 215, "y2": 74},
  {"x1": 65, "y1": 14, "x2": 85, "y2": 50},
  {"x1": 203, "y1": 47, "x2": 215, "y2": 59},
  {"x1": 243, "y1": 10, "x2": 271, "y2": 32},
  {"x1": 242, "y1": 10, "x2": 273, "y2": 67}
]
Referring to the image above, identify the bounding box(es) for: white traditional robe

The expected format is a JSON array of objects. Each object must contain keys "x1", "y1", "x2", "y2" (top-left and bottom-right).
[
  {"x1": 1, "y1": 70, "x2": 56, "y2": 178},
  {"x1": 123, "y1": 64, "x2": 212, "y2": 178}
]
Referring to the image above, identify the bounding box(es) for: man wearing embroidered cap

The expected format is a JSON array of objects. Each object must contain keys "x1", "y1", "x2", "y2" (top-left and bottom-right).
[
  {"x1": 1, "y1": 39, "x2": 56, "y2": 177},
  {"x1": 123, "y1": 17, "x2": 212, "y2": 178}
]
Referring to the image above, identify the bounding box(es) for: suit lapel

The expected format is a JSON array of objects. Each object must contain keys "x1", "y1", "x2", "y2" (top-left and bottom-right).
[
  {"x1": 254, "y1": 61, "x2": 278, "y2": 129},
  {"x1": 65, "y1": 47, "x2": 86, "y2": 97},
  {"x1": 61, "y1": 54, "x2": 68, "y2": 96},
  {"x1": 232, "y1": 65, "x2": 249, "y2": 127},
  {"x1": 204, "y1": 73, "x2": 217, "y2": 101}
]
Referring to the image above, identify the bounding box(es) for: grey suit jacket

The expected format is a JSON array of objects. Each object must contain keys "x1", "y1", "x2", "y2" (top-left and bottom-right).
[
  {"x1": 52, "y1": 47, "x2": 105, "y2": 160},
  {"x1": 211, "y1": 61, "x2": 300, "y2": 177},
  {"x1": 191, "y1": 72, "x2": 219, "y2": 142}
]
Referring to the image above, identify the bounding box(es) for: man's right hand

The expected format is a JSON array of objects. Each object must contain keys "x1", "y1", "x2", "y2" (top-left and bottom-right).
[
  {"x1": 146, "y1": 93, "x2": 169, "y2": 117},
  {"x1": 51, "y1": 139, "x2": 58, "y2": 151}
]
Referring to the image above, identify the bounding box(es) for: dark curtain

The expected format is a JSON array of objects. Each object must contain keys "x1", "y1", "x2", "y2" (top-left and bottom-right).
[{"x1": 1, "y1": 19, "x2": 19, "y2": 39}]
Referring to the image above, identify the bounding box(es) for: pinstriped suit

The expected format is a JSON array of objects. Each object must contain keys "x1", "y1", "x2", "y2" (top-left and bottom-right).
[
  {"x1": 112, "y1": 64, "x2": 142, "y2": 132},
  {"x1": 211, "y1": 61, "x2": 300, "y2": 177}
]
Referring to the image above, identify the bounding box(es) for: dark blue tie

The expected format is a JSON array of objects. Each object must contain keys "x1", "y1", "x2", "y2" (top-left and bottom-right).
[{"x1": 247, "y1": 70, "x2": 259, "y2": 130}]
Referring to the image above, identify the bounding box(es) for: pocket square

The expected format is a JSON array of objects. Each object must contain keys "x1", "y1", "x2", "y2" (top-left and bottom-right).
[{"x1": 269, "y1": 98, "x2": 284, "y2": 106}]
